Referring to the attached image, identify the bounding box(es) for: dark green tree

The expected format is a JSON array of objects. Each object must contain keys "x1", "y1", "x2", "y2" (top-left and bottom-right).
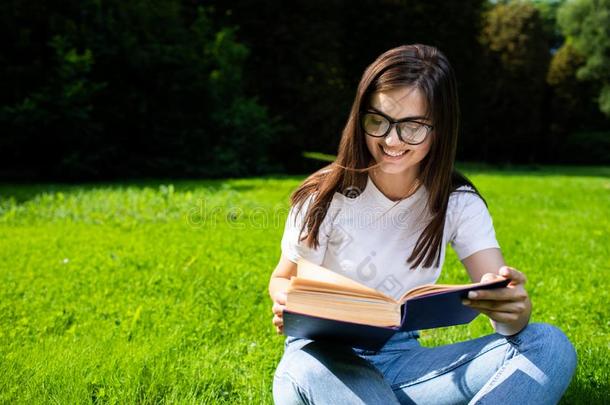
[
  {"x1": 477, "y1": 1, "x2": 551, "y2": 162},
  {"x1": 547, "y1": 40, "x2": 610, "y2": 163},
  {"x1": 207, "y1": 0, "x2": 487, "y2": 170},
  {"x1": 530, "y1": 0, "x2": 566, "y2": 51},
  {"x1": 0, "y1": 0, "x2": 280, "y2": 180},
  {"x1": 557, "y1": 0, "x2": 610, "y2": 116}
]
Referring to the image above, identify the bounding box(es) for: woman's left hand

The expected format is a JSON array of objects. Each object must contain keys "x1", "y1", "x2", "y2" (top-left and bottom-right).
[{"x1": 462, "y1": 266, "x2": 530, "y2": 324}]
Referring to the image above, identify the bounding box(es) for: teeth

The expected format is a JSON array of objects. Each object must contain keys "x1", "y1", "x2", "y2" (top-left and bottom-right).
[{"x1": 382, "y1": 146, "x2": 408, "y2": 157}]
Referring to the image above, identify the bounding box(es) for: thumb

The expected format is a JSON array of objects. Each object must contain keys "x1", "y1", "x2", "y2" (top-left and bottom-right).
[{"x1": 480, "y1": 272, "x2": 504, "y2": 283}]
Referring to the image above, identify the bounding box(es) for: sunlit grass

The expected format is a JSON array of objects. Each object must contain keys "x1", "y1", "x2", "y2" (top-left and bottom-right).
[{"x1": 0, "y1": 166, "x2": 608, "y2": 403}]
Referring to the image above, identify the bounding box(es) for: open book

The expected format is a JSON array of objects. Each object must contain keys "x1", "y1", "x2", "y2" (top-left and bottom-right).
[{"x1": 283, "y1": 258, "x2": 510, "y2": 349}]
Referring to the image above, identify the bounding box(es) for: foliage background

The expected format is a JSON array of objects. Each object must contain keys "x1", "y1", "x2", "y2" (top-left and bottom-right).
[{"x1": 1, "y1": 0, "x2": 608, "y2": 180}]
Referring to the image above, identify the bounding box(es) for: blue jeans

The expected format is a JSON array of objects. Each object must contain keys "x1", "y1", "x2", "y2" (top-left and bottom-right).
[{"x1": 273, "y1": 323, "x2": 576, "y2": 404}]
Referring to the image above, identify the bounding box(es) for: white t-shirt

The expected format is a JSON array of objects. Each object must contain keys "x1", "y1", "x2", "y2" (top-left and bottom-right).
[{"x1": 281, "y1": 175, "x2": 500, "y2": 300}]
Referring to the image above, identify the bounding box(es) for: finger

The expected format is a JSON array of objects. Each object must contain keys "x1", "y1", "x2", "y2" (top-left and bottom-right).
[
  {"x1": 467, "y1": 287, "x2": 527, "y2": 302},
  {"x1": 273, "y1": 292, "x2": 287, "y2": 305},
  {"x1": 463, "y1": 299, "x2": 527, "y2": 313},
  {"x1": 272, "y1": 302, "x2": 285, "y2": 316},
  {"x1": 273, "y1": 314, "x2": 284, "y2": 327},
  {"x1": 477, "y1": 308, "x2": 521, "y2": 323},
  {"x1": 480, "y1": 272, "x2": 505, "y2": 283},
  {"x1": 276, "y1": 325, "x2": 283, "y2": 334},
  {"x1": 499, "y1": 266, "x2": 526, "y2": 285}
]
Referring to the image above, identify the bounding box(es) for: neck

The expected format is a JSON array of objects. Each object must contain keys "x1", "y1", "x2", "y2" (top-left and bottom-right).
[{"x1": 370, "y1": 166, "x2": 421, "y2": 201}]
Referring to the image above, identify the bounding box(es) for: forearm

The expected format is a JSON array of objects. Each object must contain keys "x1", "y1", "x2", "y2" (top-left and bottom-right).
[
  {"x1": 491, "y1": 296, "x2": 532, "y2": 336},
  {"x1": 269, "y1": 276, "x2": 291, "y2": 300}
]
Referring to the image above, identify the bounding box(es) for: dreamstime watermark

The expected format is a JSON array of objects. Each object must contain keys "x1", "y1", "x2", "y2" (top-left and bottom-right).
[
  {"x1": 185, "y1": 198, "x2": 290, "y2": 229},
  {"x1": 184, "y1": 193, "x2": 431, "y2": 232},
  {"x1": 183, "y1": 195, "x2": 425, "y2": 297}
]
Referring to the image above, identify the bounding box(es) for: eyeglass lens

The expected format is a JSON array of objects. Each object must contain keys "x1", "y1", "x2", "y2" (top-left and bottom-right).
[{"x1": 362, "y1": 113, "x2": 428, "y2": 144}]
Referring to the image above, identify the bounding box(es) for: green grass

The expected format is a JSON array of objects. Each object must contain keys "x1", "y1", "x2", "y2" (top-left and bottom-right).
[{"x1": 0, "y1": 165, "x2": 608, "y2": 404}]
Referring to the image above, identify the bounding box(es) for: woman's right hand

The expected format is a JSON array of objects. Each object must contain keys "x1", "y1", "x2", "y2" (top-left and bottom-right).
[
  {"x1": 269, "y1": 255, "x2": 296, "y2": 334},
  {"x1": 272, "y1": 291, "x2": 287, "y2": 334}
]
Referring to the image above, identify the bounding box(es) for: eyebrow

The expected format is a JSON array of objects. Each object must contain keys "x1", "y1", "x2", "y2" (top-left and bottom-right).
[{"x1": 367, "y1": 106, "x2": 429, "y2": 122}]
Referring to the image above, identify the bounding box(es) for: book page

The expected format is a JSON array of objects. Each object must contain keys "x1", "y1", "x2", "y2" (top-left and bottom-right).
[
  {"x1": 295, "y1": 258, "x2": 395, "y2": 302},
  {"x1": 289, "y1": 278, "x2": 393, "y2": 301}
]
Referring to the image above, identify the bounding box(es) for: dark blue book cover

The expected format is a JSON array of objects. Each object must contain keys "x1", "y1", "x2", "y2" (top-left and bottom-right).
[{"x1": 283, "y1": 278, "x2": 510, "y2": 350}]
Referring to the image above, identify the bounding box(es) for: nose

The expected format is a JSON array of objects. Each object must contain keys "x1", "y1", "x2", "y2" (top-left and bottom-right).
[{"x1": 384, "y1": 125, "x2": 402, "y2": 147}]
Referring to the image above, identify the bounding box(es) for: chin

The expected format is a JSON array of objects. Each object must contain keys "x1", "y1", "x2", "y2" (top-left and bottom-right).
[{"x1": 378, "y1": 162, "x2": 412, "y2": 174}]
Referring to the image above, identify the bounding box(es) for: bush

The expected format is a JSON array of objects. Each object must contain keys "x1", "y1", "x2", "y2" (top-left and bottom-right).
[
  {"x1": 474, "y1": 1, "x2": 550, "y2": 163},
  {"x1": 0, "y1": 1, "x2": 280, "y2": 180},
  {"x1": 562, "y1": 131, "x2": 610, "y2": 164}
]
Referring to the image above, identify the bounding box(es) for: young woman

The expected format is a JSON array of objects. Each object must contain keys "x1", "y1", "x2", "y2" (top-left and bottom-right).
[{"x1": 269, "y1": 44, "x2": 576, "y2": 404}]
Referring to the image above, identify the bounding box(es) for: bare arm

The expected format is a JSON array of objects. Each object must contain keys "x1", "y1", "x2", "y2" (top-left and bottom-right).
[
  {"x1": 461, "y1": 247, "x2": 532, "y2": 336},
  {"x1": 461, "y1": 247, "x2": 506, "y2": 282},
  {"x1": 268, "y1": 254, "x2": 297, "y2": 334}
]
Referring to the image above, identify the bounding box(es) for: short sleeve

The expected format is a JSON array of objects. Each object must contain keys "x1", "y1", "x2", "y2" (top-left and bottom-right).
[
  {"x1": 280, "y1": 194, "x2": 331, "y2": 265},
  {"x1": 448, "y1": 190, "x2": 500, "y2": 260}
]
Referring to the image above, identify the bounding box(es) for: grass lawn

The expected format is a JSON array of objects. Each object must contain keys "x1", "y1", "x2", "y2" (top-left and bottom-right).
[{"x1": 0, "y1": 165, "x2": 608, "y2": 403}]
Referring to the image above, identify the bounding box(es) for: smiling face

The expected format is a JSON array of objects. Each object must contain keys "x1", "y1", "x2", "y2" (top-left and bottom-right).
[{"x1": 364, "y1": 86, "x2": 433, "y2": 176}]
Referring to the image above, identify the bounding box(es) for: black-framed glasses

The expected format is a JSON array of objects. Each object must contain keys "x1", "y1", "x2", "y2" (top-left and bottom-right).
[{"x1": 360, "y1": 109, "x2": 433, "y2": 145}]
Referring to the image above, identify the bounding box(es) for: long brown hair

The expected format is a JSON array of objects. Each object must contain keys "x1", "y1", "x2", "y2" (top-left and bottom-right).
[{"x1": 291, "y1": 44, "x2": 481, "y2": 269}]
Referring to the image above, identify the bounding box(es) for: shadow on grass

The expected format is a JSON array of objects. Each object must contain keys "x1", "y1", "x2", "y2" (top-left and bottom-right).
[
  {"x1": 560, "y1": 378, "x2": 609, "y2": 404},
  {"x1": 0, "y1": 165, "x2": 606, "y2": 206},
  {"x1": 455, "y1": 163, "x2": 610, "y2": 178},
  {"x1": 0, "y1": 178, "x2": 264, "y2": 205}
]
